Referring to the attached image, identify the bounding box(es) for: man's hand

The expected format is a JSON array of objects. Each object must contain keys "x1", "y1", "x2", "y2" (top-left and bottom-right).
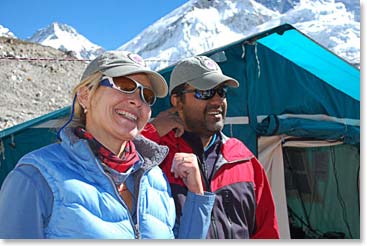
[
  {"x1": 150, "y1": 107, "x2": 184, "y2": 137},
  {"x1": 171, "y1": 153, "x2": 204, "y2": 195}
]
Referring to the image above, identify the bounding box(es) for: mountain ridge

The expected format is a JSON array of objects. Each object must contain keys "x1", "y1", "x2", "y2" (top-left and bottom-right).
[
  {"x1": 0, "y1": 0, "x2": 360, "y2": 68},
  {"x1": 27, "y1": 22, "x2": 105, "y2": 60},
  {"x1": 118, "y1": 0, "x2": 360, "y2": 70}
]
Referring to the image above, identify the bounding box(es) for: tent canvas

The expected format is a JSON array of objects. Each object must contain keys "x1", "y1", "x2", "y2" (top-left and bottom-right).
[{"x1": 0, "y1": 24, "x2": 360, "y2": 239}]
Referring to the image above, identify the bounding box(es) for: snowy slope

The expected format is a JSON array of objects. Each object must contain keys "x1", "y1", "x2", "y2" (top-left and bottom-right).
[
  {"x1": 27, "y1": 22, "x2": 104, "y2": 60},
  {"x1": 118, "y1": 0, "x2": 278, "y2": 70},
  {"x1": 118, "y1": 0, "x2": 360, "y2": 70},
  {"x1": 256, "y1": 0, "x2": 360, "y2": 66},
  {"x1": 1, "y1": 0, "x2": 359, "y2": 69}
]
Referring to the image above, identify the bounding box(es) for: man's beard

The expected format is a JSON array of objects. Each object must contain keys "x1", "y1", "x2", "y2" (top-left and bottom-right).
[{"x1": 183, "y1": 107, "x2": 225, "y2": 137}]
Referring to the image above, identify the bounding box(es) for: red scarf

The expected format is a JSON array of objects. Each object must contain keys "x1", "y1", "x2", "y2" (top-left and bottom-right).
[{"x1": 74, "y1": 127, "x2": 139, "y2": 173}]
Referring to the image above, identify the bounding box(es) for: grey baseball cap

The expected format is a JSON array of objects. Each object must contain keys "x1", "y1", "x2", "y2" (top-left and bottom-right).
[
  {"x1": 169, "y1": 56, "x2": 239, "y2": 94},
  {"x1": 81, "y1": 50, "x2": 168, "y2": 97}
]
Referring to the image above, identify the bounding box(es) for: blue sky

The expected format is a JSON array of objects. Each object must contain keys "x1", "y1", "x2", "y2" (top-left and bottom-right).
[{"x1": 0, "y1": 0, "x2": 189, "y2": 50}]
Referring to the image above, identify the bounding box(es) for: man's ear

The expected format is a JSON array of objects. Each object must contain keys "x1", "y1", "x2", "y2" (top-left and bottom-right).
[
  {"x1": 77, "y1": 86, "x2": 90, "y2": 110},
  {"x1": 170, "y1": 95, "x2": 183, "y2": 111},
  {"x1": 170, "y1": 95, "x2": 178, "y2": 107}
]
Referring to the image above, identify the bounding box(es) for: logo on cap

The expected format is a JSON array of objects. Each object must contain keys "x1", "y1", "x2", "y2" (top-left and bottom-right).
[
  {"x1": 201, "y1": 58, "x2": 218, "y2": 71},
  {"x1": 128, "y1": 53, "x2": 146, "y2": 67}
]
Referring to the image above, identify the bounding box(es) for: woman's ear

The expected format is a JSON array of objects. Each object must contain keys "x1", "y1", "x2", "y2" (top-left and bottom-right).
[{"x1": 77, "y1": 86, "x2": 90, "y2": 111}]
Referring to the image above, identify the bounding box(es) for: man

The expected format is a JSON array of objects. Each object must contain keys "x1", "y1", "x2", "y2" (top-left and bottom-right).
[{"x1": 142, "y1": 56, "x2": 279, "y2": 239}]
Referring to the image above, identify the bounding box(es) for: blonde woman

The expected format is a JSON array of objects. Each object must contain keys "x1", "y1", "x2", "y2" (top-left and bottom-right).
[{"x1": 0, "y1": 51, "x2": 214, "y2": 239}]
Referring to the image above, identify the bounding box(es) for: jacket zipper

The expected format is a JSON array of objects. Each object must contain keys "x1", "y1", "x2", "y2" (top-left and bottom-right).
[
  {"x1": 227, "y1": 216, "x2": 234, "y2": 239},
  {"x1": 211, "y1": 215, "x2": 219, "y2": 239},
  {"x1": 223, "y1": 190, "x2": 234, "y2": 239},
  {"x1": 86, "y1": 143, "x2": 141, "y2": 238},
  {"x1": 197, "y1": 157, "x2": 211, "y2": 192},
  {"x1": 129, "y1": 154, "x2": 158, "y2": 239}
]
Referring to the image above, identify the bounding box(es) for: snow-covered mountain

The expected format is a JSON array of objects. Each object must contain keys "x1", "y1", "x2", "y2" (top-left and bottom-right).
[
  {"x1": 257, "y1": 0, "x2": 359, "y2": 20},
  {"x1": 27, "y1": 22, "x2": 104, "y2": 60},
  {"x1": 0, "y1": 24, "x2": 17, "y2": 38},
  {"x1": 118, "y1": 0, "x2": 278, "y2": 70},
  {"x1": 118, "y1": 0, "x2": 360, "y2": 70},
  {"x1": 256, "y1": 0, "x2": 360, "y2": 66},
  {"x1": 1, "y1": 0, "x2": 360, "y2": 69}
]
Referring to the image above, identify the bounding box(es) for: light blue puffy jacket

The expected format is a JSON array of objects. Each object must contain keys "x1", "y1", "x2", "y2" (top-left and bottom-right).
[{"x1": 10, "y1": 128, "x2": 214, "y2": 239}]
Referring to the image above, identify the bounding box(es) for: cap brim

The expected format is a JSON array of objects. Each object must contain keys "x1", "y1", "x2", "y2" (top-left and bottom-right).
[
  {"x1": 102, "y1": 65, "x2": 168, "y2": 97},
  {"x1": 188, "y1": 71, "x2": 239, "y2": 90}
]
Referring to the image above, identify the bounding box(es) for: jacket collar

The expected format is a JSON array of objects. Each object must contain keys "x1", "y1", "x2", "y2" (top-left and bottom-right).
[
  {"x1": 59, "y1": 127, "x2": 169, "y2": 171},
  {"x1": 133, "y1": 134, "x2": 169, "y2": 170}
]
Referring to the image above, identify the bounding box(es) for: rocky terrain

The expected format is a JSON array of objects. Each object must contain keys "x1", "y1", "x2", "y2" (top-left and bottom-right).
[{"x1": 0, "y1": 37, "x2": 87, "y2": 130}]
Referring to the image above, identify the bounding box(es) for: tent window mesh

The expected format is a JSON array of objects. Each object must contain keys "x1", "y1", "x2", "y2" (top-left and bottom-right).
[
  {"x1": 283, "y1": 144, "x2": 360, "y2": 239},
  {"x1": 284, "y1": 148, "x2": 329, "y2": 202}
]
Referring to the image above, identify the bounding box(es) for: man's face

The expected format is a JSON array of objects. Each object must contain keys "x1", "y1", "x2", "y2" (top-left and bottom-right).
[{"x1": 178, "y1": 84, "x2": 227, "y2": 138}]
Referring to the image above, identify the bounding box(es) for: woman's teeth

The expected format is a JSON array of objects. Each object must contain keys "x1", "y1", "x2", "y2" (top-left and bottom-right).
[{"x1": 116, "y1": 110, "x2": 137, "y2": 121}]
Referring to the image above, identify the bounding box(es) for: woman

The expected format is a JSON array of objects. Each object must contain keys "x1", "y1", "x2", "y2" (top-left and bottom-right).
[{"x1": 0, "y1": 51, "x2": 215, "y2": 239}]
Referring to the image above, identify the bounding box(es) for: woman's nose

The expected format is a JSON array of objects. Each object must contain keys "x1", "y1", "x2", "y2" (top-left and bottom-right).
[{"x1": 126, "y1": 89, "x2": 143, "y2": 106}]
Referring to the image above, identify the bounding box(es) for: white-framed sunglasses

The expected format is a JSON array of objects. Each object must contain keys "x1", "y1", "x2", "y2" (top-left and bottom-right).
[{"x1": 99, "y1": 76, "x2": 156, "y2": 106}]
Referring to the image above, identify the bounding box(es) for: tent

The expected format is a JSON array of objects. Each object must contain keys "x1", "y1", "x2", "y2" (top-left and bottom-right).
[{"x1": 0, "y1": 24, "x2": 360, "y2": 239}]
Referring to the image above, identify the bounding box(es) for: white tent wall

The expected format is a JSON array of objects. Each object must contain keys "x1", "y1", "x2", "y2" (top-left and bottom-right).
[
  {"x1": 258, "y1": 135, "x2": 345, "y2": 239},
  {"x1": 258, "y1": 135, "x2": 290, "y2": 239}
]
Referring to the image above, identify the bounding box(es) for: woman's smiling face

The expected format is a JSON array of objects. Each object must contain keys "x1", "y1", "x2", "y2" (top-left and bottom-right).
[{"x1": 83, "y1": 73, "x2": 152, "y2": 152}]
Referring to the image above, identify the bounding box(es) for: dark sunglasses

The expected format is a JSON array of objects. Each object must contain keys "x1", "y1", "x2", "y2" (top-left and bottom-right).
[
  {"x1": 99, "y1": 76, "x2": 156, "y2": 106},
  {"x1": 180, "y1": 87, "x2": 228, "y2": 100}
]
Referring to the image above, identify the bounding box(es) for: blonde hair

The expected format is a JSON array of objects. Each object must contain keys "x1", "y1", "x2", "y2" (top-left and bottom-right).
[{"x1": 68, "y1": 71, "x2": 103, "y2": 127}]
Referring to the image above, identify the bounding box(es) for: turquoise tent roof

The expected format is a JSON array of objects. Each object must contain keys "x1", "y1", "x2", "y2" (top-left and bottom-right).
[
  {"x1": 258, "y1": 28, "x2": 359, "y2": 101},
  {"x1": 0, "y1": 106, "x2": 70, "y2": 139}
]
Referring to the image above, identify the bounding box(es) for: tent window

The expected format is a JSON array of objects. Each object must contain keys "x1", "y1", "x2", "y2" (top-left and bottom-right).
[
  {"x1": 283, "y1": 144, "x2": 360, "y2": 239},
  {"x1": 284, "y1": 148, "x2": 329, "y2": 202}
]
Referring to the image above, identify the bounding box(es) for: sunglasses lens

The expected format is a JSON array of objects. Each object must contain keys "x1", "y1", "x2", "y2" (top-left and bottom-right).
[
  {"x1": 217, "y1": 87, "x2": 227, "y2": 98},
  {"x1": 142, "y1": 88, "x2": 156, "y2": 105},
  {"x1": 195, "y1": 90, "x2": 215, "y2": 99},
  {"x1": 112, "y1": 77, "x2": 137, "y2": 92}
]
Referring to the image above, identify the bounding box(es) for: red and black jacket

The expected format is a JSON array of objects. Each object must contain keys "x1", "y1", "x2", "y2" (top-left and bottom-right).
[{"x1": 142, "y1": 123, "x2": 279, "y2": 239}]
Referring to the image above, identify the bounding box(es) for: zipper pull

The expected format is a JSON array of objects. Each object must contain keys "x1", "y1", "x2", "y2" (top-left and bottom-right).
[{"x1": 134, "y1": 224, "x2": 141, "y2": 239}]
